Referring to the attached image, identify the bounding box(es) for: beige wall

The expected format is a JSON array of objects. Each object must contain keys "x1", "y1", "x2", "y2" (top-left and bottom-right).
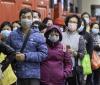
[{"x1": 82, "y1": 0, "x2": 100, "y2": 14}]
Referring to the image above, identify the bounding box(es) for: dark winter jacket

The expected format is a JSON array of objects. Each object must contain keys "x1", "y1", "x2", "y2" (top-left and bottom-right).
[
  {"x1": 0, "y1": 41, "x2": 15, "y2": 71},
  {"x1": 41, "y1": 25, "x2": 72, "y2": 85},
  {"x1": 79, "y1": 31, "x2": 93, "y2": 57}
]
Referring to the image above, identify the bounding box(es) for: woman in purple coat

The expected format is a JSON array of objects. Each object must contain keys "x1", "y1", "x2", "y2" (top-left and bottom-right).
[{"x1": 40, "y1": 25, "x2": 72, "y2": 85}]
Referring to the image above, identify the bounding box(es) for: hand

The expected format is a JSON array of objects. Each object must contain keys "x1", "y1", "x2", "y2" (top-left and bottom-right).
[
  {"x1": 73, "y1": 51, "x2": 78, "y2": 56},
  {"x1": 67, "y1": 48, "x2": 73, "y2": 54},
  {"x1": 16, "y1": 52, "x2": 25, "y2": 61},
  {"x1": 68, "y1": 49, "x2": 77, "y2": 56}
]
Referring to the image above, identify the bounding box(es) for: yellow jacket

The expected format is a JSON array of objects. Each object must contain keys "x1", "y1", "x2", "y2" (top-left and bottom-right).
[{"x1": 0, "y1": 53, "x2": 17, "y2": 85}]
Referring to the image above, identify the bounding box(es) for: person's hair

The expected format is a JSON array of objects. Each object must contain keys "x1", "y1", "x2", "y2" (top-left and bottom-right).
[
  {"x1": 19, "y1": 8, "x2": 33, "y2": 18},
  {"x1": 0, "y1": 21, "x2": 12, "y2": 31},
  {"x1": 32, "y1": 10, "x2": 41, "y2": 18},
  {"x1": 81, "y1": 12, "x2": 91, "y2": 18},
  {"x1": 12, "y1": 20, "x2": 21, "y2": 26},
  {"x1": 45, "y1": 27, "x2": 62, "y2": 42},
  {"x1": 65, "y1": 14, "x2": 81, "y2": 28},
  {"x1": 38, "y1": 23, "x2": 47, "y2": 31},
  {"x1": 81, "y1": 18, "x2": 87, "y2": 32},
  {"x1": 90, "y1": 22, "x2": 100, "y2": 30},
  {"x1": 42, "y1": 17, "x2": 53, "y2": 25}
]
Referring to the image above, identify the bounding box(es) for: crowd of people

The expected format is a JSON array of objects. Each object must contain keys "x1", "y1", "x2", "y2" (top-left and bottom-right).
[{"x1": 0, "y1": 7, "x2": 100, "y2": 85}]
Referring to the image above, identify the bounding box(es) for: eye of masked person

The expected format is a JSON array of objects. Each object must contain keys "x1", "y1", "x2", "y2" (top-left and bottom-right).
[{"x1": 68, "y1": 20, "x2": 78, "y2": 24}]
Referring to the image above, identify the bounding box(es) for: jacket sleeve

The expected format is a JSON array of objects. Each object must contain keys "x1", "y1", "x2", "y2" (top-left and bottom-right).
[
  {"x1": 86, "y1": 34, "x2": 93, "y2": 57},
  {"x1": 25, "y1": 37, "x2": 48, "y2": 62},
  {"x1": 78, "y1": 36, "x2": 85, "y2": 59},
  {"x1": 64, "y1": 51, "x2": 73, "y2": 78},
  {"x1": 0, "y1": 41, "x2": 15, "y2": 56}
]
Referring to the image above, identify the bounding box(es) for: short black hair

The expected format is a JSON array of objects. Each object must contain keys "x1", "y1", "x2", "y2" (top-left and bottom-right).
[
  {"x1": 0, "y1": 21, "x2": 12, "y2": 31},
  {"x1": 19, "y1": 8, "x2": 33, "y2": 18},
  {"x1": 42, "y1": 17, "x2": 53, "y2": 25},
  {"x1": 81, "y1": 12, "x2": 91, "y2": 18},
  {"x1": 65, "y1": 14, "x2": 81, "y2": 28},
  {"x1": 32, "y1": 10, "x2": 41, "y2": 18},
  {"x1": 39, "y1": 23, "x2": 47, "y2": 31},
  {"x1": 90, "y1": 22, "x2": 100, "y2": 30}
]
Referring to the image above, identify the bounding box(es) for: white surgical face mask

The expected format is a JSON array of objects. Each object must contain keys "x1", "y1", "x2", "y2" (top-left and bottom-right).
[
  {"x1": 48, "y1": 35, "x2": 59, "y2": 42},
  {"x1": 78, "y1": 25, "x2": 84, "y2": 32},
  {"x1": 21, "y1": 19, "x2": 33, "y2": 28},
  {"x1": 84, "y1": 18, "x2": 90, "y2": 24},
  {"x1": 68, "y1": 23, "x2": 77, "y2": 32},
  {"x1": 92, "y1": 29, "x2": 99, "y2": 34},
  {"x1": 1, "y1": 30, "x2": 11, "y2": 38},
  {"x1": 13, "y1": 27, "x2": 18, "y2": 31},
  {"x1": 60, "y1": 27, "x2": 63, "y2": 32}
]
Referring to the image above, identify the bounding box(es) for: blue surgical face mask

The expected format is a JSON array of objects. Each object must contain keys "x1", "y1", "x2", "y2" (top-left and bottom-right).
[
  {"x1": 78, "y1": 25, "x2": 84, "y2": 32},
  {"x1": 1, "y1": 30, "x2": 11, "y2": 38},
  {"x1": 92, "y1": 29, "x2": 99, "y2": 34}
]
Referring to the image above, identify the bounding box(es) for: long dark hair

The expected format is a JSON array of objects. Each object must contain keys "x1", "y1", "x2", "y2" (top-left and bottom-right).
[{"x1": 78, "y1": 18, "x2": 87, "y2": 34}]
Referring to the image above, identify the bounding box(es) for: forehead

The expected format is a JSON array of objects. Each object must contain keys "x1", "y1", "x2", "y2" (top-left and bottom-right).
[
  {"x1": 13, "y1": 22, "x2": 19, "y2": 25},
  {"x1": 13, "y1": 23, "x2": 20, "y2": 27},
  {"x1": 33, "y1": 12, "x2": 39, "y2": 17},
  {"x1": 83, "y1": 14, "x2": 89, "y2": 18},
  {"x1": 69, "y1": 17, "x2": 78, "y2": 22},
  {"x1": 47, "y1": 20, "x2": 53, "y2": 23},
  {"x1": 21, "y1": 12, "x2": 32, "y2": 17},
  {"x1": 93, "y1": 24, "x2": 99, "y2": 27},
  {"x1": 50, "y1": 31, "x2": 59, "y2": 34},
  {"x1": 2, "y1": 25, "x2": 11, "y2": 30}
]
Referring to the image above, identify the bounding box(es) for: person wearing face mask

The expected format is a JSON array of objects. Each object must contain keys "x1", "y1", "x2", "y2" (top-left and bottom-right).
[
  {"x1": 62, "y1": 15, "x2": 85, "y2": 85},
  {"x1": 0, "y1": 21, "x2": 12, "y2": 42},
  {"x1": 12, "y1": 21, "x2": 21, "y2": 31},
  {"x1": 32, "y1": 10, "x2": 41, "y2": 23},
  {"x1": 42, "y1": 17, "x2": 53, "y2": 27},
  {"x1": 40, "y1": 25, "x2": 72, "y2": 85},
  {"x1": 90, "y1": 22, "x2": 100, "y2": 85},
  {"x1": 81, "y1": 12, "x2": 91, "y2": 33},
  {"x1": 78, "y1": 19, "x2": 94, "y2": 85},
  {"x1": 0, "y1": 22, "x2": 17, "y2": 85},
  {"x1": 6, "y1": 8, "x2": 48, "y2": 85}
]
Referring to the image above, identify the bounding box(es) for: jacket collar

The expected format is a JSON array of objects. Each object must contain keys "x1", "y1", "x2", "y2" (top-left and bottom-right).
[{"x1": 17, "y1": 27, "x2": 40, "y2": 34}]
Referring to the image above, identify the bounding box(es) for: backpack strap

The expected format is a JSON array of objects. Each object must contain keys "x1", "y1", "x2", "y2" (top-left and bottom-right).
[{"x1": 20, "y1": 29, "x2": 31, "y2": 53}]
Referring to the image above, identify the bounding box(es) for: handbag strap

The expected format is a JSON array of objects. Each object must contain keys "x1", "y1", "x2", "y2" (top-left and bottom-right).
[{"x1": 20, "y1": 29, "x2": 31, "y2": 53}]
